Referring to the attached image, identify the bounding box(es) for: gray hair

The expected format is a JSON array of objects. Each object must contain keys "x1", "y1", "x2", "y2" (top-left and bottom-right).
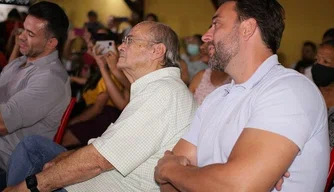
[{"x1": 142, "y1": 21, "x2": 180, "y2": 68}]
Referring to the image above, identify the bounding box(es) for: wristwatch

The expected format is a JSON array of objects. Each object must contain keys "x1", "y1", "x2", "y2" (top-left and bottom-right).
[{"x1": 25, "y1": 175, "x2": 40, "y2": 192}]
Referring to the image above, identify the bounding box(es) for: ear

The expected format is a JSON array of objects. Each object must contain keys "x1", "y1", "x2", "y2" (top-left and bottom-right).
[
  {"x1": 240, "y1": 18, "x2": 257, "y2": 41},
  {"x1": 151, "y1": 43, "x2": 167, "y2": 61},
  {"x1": 47, "y1": 38, "x2": 58, "y2": 50}
]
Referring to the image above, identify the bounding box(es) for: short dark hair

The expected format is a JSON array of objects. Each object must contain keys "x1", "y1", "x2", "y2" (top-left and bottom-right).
[
  {"x1": 28, "y1": 1, "x2": 69, "y2": 51},
  {"x1": 303, "y1": 41, "x2": 317, "y2": 52},
  {"x1": 323, "y1": 28, "x2": 334, "y2": 42},
  {"x1": 145, "y1": 13, "x2": 158, "y2": 22},
  {"x1": 7, "y1": 8, "x2": 21, "y2": 20},
  {"x1": 223, "y1": 0, "x2": 285, "y2": 54},
  {"x1": 88, "y1": 10, "x2": 98, "y2": 18},
  {"x1": 321, "y1": 40, "x2": 334, "y2": 48}
]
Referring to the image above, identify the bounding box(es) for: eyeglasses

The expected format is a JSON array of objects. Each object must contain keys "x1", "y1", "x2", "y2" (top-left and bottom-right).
[{"x1": 122, "y1": 35, "x2": 160, "y2": 45}]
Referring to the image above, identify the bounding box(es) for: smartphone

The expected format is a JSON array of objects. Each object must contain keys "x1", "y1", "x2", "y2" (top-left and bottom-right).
[
  {"x1": 96, "y1": 40, "x2": 115, "y2": 54},
  {"x1": 74, "y1": 28, "x2": 85, "y2": 36}
]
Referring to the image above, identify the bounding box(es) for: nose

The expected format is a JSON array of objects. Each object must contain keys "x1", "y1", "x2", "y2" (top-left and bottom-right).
[
  {"x1": 118, "y1": 42, "x2": 126, "y2": 53},
  {"x1": 202, "y1": 27, "x2": 213, "y2": 43}
]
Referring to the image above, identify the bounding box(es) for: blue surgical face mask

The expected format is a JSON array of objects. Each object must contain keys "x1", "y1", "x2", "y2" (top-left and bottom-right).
[{"x1": 187, "y1": 44, "x2": 200, "y2": 56}]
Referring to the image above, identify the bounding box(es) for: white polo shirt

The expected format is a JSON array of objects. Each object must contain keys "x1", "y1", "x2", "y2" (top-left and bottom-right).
[{"x1": 183, "y1": 55, "x2": 330, "y2": 191}]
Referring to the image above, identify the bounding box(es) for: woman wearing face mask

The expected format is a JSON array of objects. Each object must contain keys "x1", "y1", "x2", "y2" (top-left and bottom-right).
[
  {"x1": 181, "y1": 34, "x2": 208, "y2": 81},
  {"x1": 311, "y1": 40, "x2": 334, "y2": 148}
]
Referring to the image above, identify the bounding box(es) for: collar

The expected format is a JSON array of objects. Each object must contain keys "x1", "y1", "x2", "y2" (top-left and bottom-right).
[
  {"x1": 130, "y1": 67, "x2": 180, "y2": 99},
  {"x1": 231, "y1": 54, "x2": 280, "y2": 90},
  {"x1": 25, "y1": 50, "x2": 59, "y2": 67}
]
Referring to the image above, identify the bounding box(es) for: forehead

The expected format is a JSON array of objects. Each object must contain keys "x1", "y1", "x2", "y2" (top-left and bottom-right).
[
  {"x1": 24, "y1": 15, "x2": 47, "y2": 33},
  {"x1": 318, "y1": 45, "x2": 334, "y2": 57},
  {"x1": 129, "y1": 24, "x2": 151, "y2": 38},
  {"x1": 213, "y1": 1, "x2": 238, "y2": 23}
]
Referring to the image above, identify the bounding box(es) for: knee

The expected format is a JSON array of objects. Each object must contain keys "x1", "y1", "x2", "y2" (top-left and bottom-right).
[{"x1": 20, "y1": 135, "x2": 50, "y2": 151}]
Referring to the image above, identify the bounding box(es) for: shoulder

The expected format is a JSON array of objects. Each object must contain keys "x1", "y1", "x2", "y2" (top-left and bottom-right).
[
  {"x1": 35, "y1": 60, "x2": 69, "y2": 83},
  {"x1": 259, "y1": 66, "x2": 323, "y2": 102},
  {"x1": 253, "y1": 66, "x2": 327, "y2": 122}
]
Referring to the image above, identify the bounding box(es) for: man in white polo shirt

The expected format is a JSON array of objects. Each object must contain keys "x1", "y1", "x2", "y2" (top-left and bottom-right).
[{"x1": 154, "y1": 1, "x2": 329, "y2": 191}]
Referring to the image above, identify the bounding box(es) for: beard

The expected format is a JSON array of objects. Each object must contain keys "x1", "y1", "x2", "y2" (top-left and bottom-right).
[{"x1": 208, "y1": 25, "x2": 240, "y2": 72}]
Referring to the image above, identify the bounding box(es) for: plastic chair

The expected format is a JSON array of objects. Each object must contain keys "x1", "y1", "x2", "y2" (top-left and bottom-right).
[
  {"x1": 325, "y1": 148, "x2": 334, "y2": 192},
  {"x1": 53, "y1": 97, "x2": 76, "y2": 144}
]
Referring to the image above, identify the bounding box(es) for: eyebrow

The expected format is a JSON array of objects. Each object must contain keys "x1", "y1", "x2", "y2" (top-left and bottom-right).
[
  {"x1": 25, "y1": 28, "x2": 36, "y2": 36},
  {"x1": 212, "y1": 15, "x2": 218, "y2": 21}
]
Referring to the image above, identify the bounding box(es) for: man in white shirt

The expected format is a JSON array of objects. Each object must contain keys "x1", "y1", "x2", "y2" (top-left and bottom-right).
[
  {"x1": 154, "y1": 1, "x2": 329, "y2": 191},
  {"x1": 4, "y1": 21, "x2": 197, "y2": 192}
]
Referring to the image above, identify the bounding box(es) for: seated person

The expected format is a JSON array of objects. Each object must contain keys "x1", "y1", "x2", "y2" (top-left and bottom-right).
[
  {"x1": 155, "y1": 1, "x2": 329, "y2": 191},
  {"x1": 0, "y1": 2, "x2": 71, "y2": 171},
  {"x1": 181, "y1": 34, "x2": 208, "y2": 80},
  {"x1": 5, "y1": 21, "x2": 197, "y2": 192},
  {"x1": 60, "y1": 29, "x2": 130, "y2": 147},
  {"x1": 189, "y1": 41, "x2": 230, "y2": 105},
  {"x1": 311, "y1": 40, "x2": 334, "y2": 148}
]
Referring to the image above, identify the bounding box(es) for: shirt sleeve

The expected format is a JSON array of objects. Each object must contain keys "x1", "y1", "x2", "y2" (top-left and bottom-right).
[
  {"x1": 0, "y1": 71, "x2": 67, "y2": 133},
  {"x1": 245, "y1": 77, "x2": 325, "y2": 152},
  {"x1": 92, "y1": 84, "x2": 176, "y2": 176}
]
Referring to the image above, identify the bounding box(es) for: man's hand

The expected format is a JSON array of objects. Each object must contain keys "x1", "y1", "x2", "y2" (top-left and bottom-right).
[
  {"x1": 67, "y1": 30, "x2": 77, "y2": 42},
  {"x1": 105, "y1": 50, "x2": 119, "y2": 72},
  {"x1": 274, "y1": 171, "x2": 290, "y2": 191},
  {"x1": 154, "y1": 151, "x2": 190, "y2": 185}
]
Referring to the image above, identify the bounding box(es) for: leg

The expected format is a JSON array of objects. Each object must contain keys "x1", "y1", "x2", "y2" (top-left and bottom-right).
[
  {"x1": 61, "y1": 130, "x2": 81, "y2": 147},
  {"x1": 7, "y1": 135, "x2": 67, "y2": 186},
  {"x1": 0, "y1": 168, "x2": 6, "y2": 191}
]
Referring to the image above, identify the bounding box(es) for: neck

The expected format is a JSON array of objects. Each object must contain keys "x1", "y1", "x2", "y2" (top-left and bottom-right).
[
  {"x1": 211, "y1": 70, "x2": 230, "y2": 86},
  {"x1": 122, "y1": 62, "x2": 162, "y2": 84},
  {"x1": 226, "y1": 46, "x2": 273, "y2": 84},
  {"x1": 26, "y1": 49, "x2": 55, "y2": 63},
  {"x1": 320, "y1": 83, "x2": 334, "y2": 108}
]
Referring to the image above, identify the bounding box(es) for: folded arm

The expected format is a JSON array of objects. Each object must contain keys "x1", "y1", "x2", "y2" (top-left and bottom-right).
[{"x1": 156, "y1": 128, "x2": 299, "y2": 192}]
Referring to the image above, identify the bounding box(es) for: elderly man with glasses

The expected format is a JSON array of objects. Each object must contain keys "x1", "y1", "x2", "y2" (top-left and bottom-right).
[{"x1": 4, "y1": 21, "x2": 197, "y2": 192}]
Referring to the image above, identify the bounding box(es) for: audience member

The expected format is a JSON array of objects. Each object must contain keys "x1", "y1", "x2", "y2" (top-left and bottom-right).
[
  {"x1": 0, "y1": 1, "x2": 71, "y2": 172},
  {"x1": 61, "y1": 48, "x2": 129, "y2": 147},
  {"x1": 311, "y1": 40, "x2": 334, "y2": 148},
  {"x1": 84, "y1": 10, "x2": 104, "y2": 35},
  {"x1": 0, "y1": 8, "x2": 23, "y2": 57},
  {"x1": 323, "y1": 28, "x2": 334, "y2": 42},
  {"x1": 294, "y1": 41, "x2": 316, "y2": 75},
  {"x1": 145, "y1": 13, "x2": 159, "y2": 22},
  {"x1": 189, "y1": 40, "x2": 230, "y2": 105},
  {"x1": 5, "y1": 21, "x2": 197, "y2": 192},
  {"x1": 155, "y1": 1, "x2": 329, "y2": 191},
  {"x1": 181, "y1": 34, "x2": 208, "y2": 80}
]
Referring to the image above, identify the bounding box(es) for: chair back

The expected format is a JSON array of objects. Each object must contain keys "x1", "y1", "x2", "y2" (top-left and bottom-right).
[{"x1": 53, "y1": 97, "x2": 76, "y2": 144}]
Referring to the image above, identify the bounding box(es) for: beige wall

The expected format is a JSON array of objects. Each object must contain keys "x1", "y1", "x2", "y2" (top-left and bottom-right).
[
  {"x1": 46, "y1": 0, "x2": 334, "y2": 66},
  {"x1": 279, "y1": 0, "x2": 334, "y2": 66},
  {"x1": 46, "y1": 0, "x2": 132, "y2": 27}
]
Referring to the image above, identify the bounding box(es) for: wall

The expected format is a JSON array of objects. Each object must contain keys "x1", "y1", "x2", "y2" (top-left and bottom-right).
[
  {"x1": 279, "y1": 0, "x2": 334, "y2": 66},
  {"x1": 44, "y1": 0, "x2": 334, "y2": 66},
  {"x1": 45, "y1": 0, "x2": 132, "y2": 27}
]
